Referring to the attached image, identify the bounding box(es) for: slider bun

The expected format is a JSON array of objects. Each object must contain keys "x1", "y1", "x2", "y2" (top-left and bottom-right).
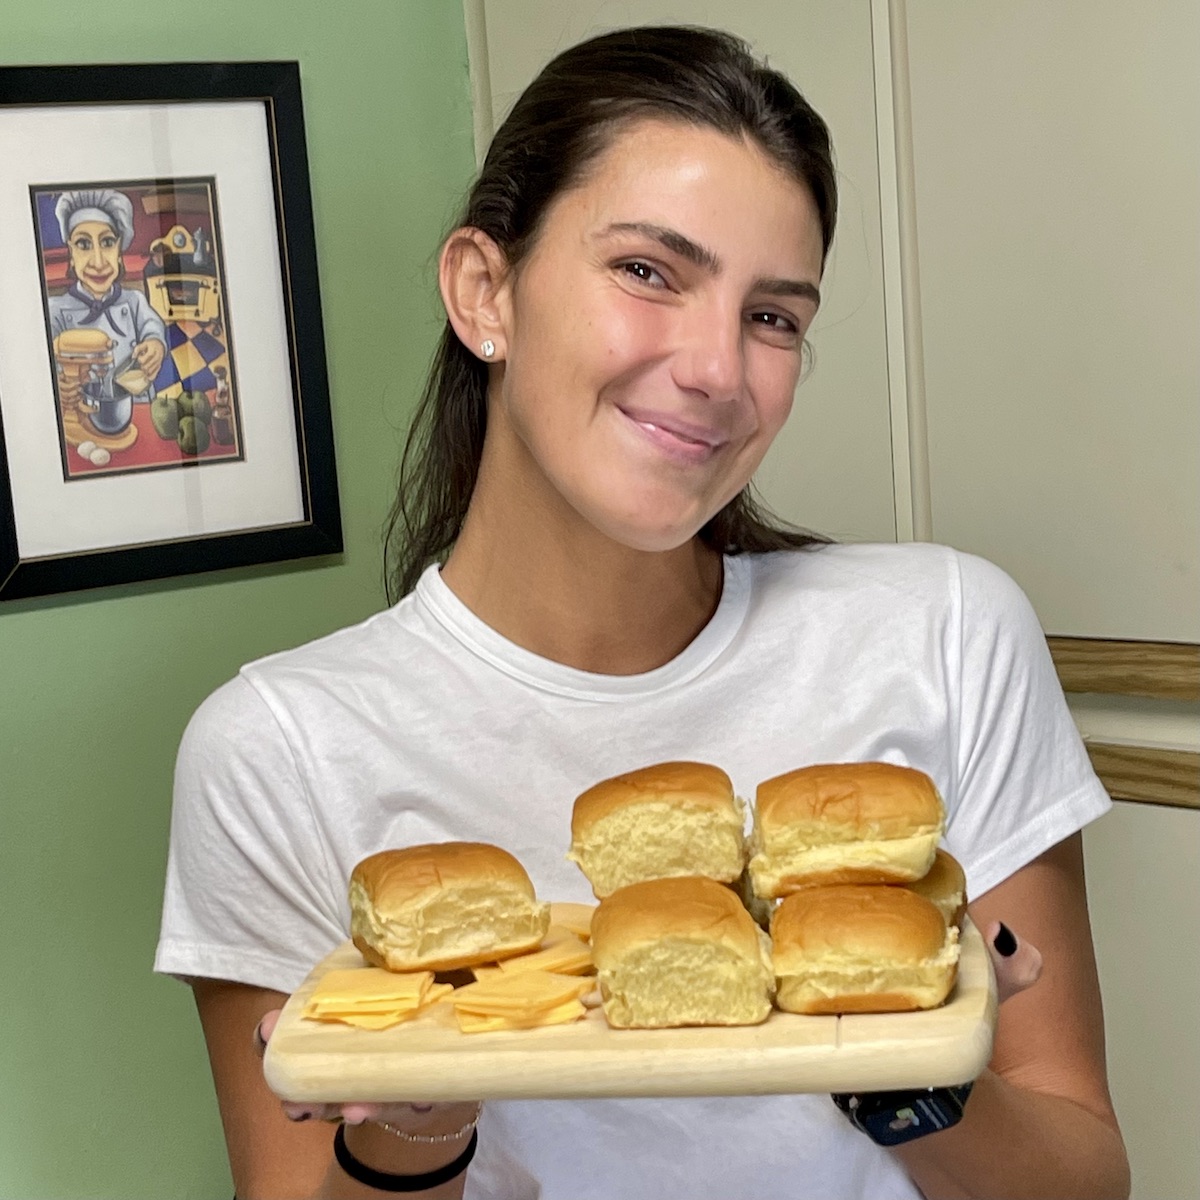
[
  {"x1": 749, "y1": 762, "x2": 945, "y2": 898},
  {"x1": 906, "y1": 848, "x2": 968, "y2": 929},
  {"x1": 591, "y1": 876, "x2": 774, "y2": 1028},
  {"x1": 771, "y1": 884, "x2": 959, "y2": 1014},
  {"x1": 568, "y1": 761, "x2": 746, "y2": 899},
  {"x1": 349, "y1": 842, "x2": 550, "y2": 972}
]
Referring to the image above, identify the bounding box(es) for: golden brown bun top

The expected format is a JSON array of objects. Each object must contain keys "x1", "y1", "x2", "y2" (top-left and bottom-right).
[
  {"x1": 591, "y1": 875, "x2": 761, "y2": 967},
  {"x1": 349, "y1": 842, "x2": 537, "y2": 915},
  {"x1": 56, "y1": 326, "x2": 114, "y2": 353},
  {"x1": 771, "y1": 884, "x2": 948, "y2": 964},
  {"x1": 572, "y1": 761, "x2": 736, "y2": 838},
  {"x1": 911, "y1": 848, "x2": 966, "y2": 902},
  {"x1": 756, "y1": 762, "x2": 944, "y2": 837}
]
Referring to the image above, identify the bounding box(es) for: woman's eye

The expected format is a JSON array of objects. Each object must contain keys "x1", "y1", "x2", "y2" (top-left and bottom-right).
[
  {"x1": 748, "y1": 311, "x2": 800, "y2": 335},
  {"x1": 619, "y1": 261, "x2": 667, "y2": 288}
]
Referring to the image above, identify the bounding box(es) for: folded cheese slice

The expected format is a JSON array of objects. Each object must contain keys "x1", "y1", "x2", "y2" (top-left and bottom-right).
[
  {"x1": 541, "y1": 923, "x2": 585, "y2": 948},
  {"x1": 495, "y1": 932, "x2": 593, "y2": 977},
  {"x1": 548, "y1": 903, "x2": 596, "y2": 940},
  {"x1": 302, "y1": 966, "x2": 454, "y2": 1030},
  {"x1": 455, "y1": 997, "x2": 588, "y2": 1033},
  {"x1": 449, "y1": 970, "x2": 594, "y2": 1016},
  {"x1": 304, "y1": 967, "x2": 435, "y2": 1012},
  {"x1": 315, "y1": 984, "x2": 455, "y2": 1029},
  {"x1": 470, "y1": 965, "x2": 506, "y2": 982}
]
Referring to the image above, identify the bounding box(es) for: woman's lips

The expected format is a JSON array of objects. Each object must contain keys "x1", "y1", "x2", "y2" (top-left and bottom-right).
[{"x1": 618, "y1": 407, "x2": 725, "y2": 463}]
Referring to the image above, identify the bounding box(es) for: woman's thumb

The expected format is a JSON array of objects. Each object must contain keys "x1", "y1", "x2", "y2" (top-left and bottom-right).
[
  {"x1": 985, "y1": 921, "x2": 1043, "y2": 1004},
  {"x1": 253, "y1": 1008, "x2": 283, "y2": 1056}
]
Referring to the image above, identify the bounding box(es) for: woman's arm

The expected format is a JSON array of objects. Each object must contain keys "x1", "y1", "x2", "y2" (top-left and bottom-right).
[
  {"x1": 890, "y1": 834, "x2": 1130, "y2": 1200},
  {"x1": 192, "y1": 979, "x2": 473, "y2": 1199},
  {"x1": 192, "y1": 979, "x2": 334, "y2": 1197}
]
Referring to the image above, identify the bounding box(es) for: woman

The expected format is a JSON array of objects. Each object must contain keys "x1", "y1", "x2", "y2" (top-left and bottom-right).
[{"x1": 156, "y1": 26, "x2": 1130, "y2": 1200}]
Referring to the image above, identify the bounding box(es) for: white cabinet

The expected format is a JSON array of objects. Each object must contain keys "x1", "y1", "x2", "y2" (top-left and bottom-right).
[{"x1": 906, "y1": 0, "x2": 1200, "y2": 641}]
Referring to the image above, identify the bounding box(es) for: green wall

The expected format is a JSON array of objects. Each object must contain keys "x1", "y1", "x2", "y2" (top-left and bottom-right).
[{"x1": 0, "y1": 2, "x2": 477, "y2": 1195}]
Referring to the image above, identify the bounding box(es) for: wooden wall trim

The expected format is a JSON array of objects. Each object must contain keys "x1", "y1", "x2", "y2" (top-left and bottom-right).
[
  {"x1": 1047, "y1": 637, "x2": 1200, "y2": 701},
  {"x1": 1085, "y1": 742, "x2": 1200, "y2": 810}
]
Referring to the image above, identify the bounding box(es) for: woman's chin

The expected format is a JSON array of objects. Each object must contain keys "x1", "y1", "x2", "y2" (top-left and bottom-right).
[{"x1": 586, "y1": 509, "x2": 711, "y2": 556}]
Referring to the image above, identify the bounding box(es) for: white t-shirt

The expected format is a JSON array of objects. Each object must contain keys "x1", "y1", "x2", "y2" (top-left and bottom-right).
[{"x1": 155, "y1": 542, "x2": 1111, "y2": 1200}]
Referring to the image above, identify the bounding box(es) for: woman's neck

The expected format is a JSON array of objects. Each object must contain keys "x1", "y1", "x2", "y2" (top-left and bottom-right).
[{"x1": 440, "y1": 469, "x2": 723, "y2": 677}]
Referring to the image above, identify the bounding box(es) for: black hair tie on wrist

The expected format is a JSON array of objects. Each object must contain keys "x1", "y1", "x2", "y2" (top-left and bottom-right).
[{"x1": 333, "y1": 1124, "x2": 479, "y2": 1192}]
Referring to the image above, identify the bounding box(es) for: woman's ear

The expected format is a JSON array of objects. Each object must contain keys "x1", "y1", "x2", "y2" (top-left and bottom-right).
[{"x1": 439, "y1": 227, "x2": 511, "y2": 362}]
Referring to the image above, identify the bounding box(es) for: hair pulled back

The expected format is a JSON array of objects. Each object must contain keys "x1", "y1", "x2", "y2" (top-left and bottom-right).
[{"x1": 385, "y1": 25, "x2": 838, "y2": 601}]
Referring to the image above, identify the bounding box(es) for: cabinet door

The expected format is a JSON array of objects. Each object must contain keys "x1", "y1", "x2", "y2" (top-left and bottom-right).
[
  {"x1": 479, "y1": 0, "x2": 898, "y2": 543},
  {"x1": 906, "y1": 0, "x2": 1200, "y2": 640}
]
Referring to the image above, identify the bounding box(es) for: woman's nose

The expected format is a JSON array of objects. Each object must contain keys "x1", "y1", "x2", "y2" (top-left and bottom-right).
[{"x1": 673, "y1": 309, "x2": 744, "y2": 402}]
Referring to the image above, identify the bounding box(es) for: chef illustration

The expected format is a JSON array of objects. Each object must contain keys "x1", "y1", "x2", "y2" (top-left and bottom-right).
[{"x1": 48, "y1": 188, "x2": 167, "y2": 452}]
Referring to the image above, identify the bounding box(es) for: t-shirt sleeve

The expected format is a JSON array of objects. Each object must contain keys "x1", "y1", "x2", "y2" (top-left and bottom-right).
[
  {"x1": 154, "y1": 673, "x2": 347, "y2": 993},
  {"x1": 944, "y1": 551, "x2": 1111, "y2": 899}
]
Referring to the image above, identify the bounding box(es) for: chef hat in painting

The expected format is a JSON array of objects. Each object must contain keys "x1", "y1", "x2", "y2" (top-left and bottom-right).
[{"x1": 55, "y1": 189, "x2": 137, "y2": 251}]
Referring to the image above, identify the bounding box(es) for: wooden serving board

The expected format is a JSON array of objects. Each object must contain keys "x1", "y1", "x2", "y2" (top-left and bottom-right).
[{"x1": 264, "y1": 918, "x2": 997, "y2": 1102}]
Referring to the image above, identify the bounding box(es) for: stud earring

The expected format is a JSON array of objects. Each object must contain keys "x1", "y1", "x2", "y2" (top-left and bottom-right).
[{"x1": 481, "y1": 339, "x2": 496, "y2": 359}]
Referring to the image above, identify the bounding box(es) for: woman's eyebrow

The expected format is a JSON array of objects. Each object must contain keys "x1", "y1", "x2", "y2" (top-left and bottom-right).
[
  {"x1": 755, "y1": 277, "x2": 821, "y2": 306},
  {"x1": 600, "y1": 221, "x2": 721, "y2": 273},
  {"x1": 598, "y1": 220, "x2": 820, "y2": 306}
]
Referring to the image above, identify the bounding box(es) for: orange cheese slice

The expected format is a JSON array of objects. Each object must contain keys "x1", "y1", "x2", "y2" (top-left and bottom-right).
[
  {"x1": 540, "y1": 923, "x2": 581, "y2": 948},
  {"x1": 304, "y1": 983, "x2": 454, "y2": 1028},
  {"x1": 302, "y1": 968, "x2": 451, "y2": 1028},
  {"x1": 548, "y1": 902, "x2": 595, "y2": 940},
  {"x1": 495, "y1": 933, "x2": 593, "y2": 977},
  {"x1": 455, "y1": 997, "x2": 588, "y2": 1033},
  {"x1": 319, "y1": 1012, "x2": 417, "y2": 1030},
  {"x1": 449, "y1": 970, "x2": 594, "y2": 1016},
  {"x1": 469, "y1": 965, "x2": 506, "y2": 982},
  {"x1": 305, "y1": 967, "x2": 434, "y2": 1009}
]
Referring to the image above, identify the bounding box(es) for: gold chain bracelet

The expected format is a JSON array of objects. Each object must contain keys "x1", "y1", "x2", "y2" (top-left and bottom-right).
[{"x1": 377, "y1": 1102, "x2": 483, "y2": 1144}]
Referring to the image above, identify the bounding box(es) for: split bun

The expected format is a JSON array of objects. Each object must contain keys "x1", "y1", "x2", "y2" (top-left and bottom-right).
[
  {"x1": 349, "y1": 842, "x2": 550, "y2": 972},
  {"x1": 568, "y1": 761, "x2": 746, "y2": 899},
  {"x1": 771, "y1": 884, "x2": 959, "y2": 1014},
  {"x1": 749, "y1": 762, "x2": 944, "y2": 899}
]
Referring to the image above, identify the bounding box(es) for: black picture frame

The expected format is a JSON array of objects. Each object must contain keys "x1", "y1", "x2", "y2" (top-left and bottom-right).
[{"x1": 0, "y1": 61, "x2": 341, "y2": 602}]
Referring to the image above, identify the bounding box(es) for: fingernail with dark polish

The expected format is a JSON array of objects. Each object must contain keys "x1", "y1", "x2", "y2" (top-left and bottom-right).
[{"x1": 994, "y1": 923, "x2": 1017, "y2": 957}]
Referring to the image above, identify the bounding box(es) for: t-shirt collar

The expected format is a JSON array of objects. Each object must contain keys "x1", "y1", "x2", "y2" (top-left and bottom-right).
[{"x1": 414, "y1": 555, "x2": 751, "y2": 701}]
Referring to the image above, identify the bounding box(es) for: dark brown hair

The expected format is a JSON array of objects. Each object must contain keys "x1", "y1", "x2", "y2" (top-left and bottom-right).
[{"x1": 385, "y1": 25, "x2": 838, "y2": 601}]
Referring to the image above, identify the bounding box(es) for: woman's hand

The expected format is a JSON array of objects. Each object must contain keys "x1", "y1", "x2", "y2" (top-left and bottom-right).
[
  {"x1": 254, "y1": 1009, "x2": 482, "y2": 1132},
  {"x1": 983, "y1": 920, "x2": 1043, "y2": 1005}
]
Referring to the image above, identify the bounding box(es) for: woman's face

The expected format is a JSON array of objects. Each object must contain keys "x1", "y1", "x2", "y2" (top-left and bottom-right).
[
  {"x1": 491, "y1": 117, "x2": 825, "y2": 553},
  {"x1": 68, "y1": 220, "x2": 121, "y2": 298}
]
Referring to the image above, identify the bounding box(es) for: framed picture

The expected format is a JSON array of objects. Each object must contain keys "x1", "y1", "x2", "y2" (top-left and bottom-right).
[{"x1": 0, "y1": 61, "x2": 341, "y2": 601}]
